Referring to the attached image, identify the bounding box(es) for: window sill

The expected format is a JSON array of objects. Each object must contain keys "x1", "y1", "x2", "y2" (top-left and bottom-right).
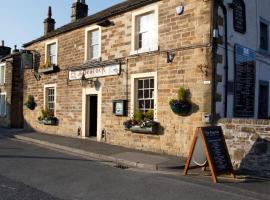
[
  {"x1": 130, "y1": 45, "x2": 159, "y2": 56},
  {"x1": 85, "y1": 57, "x2": 102, "y2": 62}
]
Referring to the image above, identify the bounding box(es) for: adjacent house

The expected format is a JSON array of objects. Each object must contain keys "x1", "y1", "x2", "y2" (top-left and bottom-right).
[
  {"x1": 19, "y1": 0, "x2": 270, "y2": 159},
  {"x1": 0, "y1": 42, "x2": 24, "y2": 128}
]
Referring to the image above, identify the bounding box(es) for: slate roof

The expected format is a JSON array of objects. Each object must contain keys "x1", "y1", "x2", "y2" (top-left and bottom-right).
[{"x1": 23, "y1": 0, "x2": 161, "y2": 47}]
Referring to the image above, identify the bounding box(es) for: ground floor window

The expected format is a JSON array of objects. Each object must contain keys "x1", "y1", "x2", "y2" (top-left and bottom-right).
[
  {"x1": 131, "y1": 72, "x2": 157, "y2": 120},
  {"x1": 44, "y1": 84, "x2": 56, "y2": 114},
  {"x1": 0, "y1": 93, "x2": 6, "y2": 117}
]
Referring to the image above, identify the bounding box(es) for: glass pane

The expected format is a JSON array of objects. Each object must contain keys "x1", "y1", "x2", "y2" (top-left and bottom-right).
[
  {"x1": 150, "y1": 89, "x2": 154, "y2": 98},
  {"x1": 151, "y1": 100, "x2": 154, "y2": 109},
  {"x1": 139, "y1": 100, "x2": 144, "y2": 109},
  {"x1": 138, "y1": 80, "x2": 143, "y2": 89},
  {"x1": 144, "y1": 79, "x2": 150, "y2": 89},
  {"x1": 145, "y1": 100, "x2": 150, "y2": 109},
  {"x1": 91, "y1": 30, "x2": 99, "y2": 45},
  {"x1": 150, "y1": 79, "x2": 154, "y2": 88},
  {"x1": 138, "y1": 90, "x2": 143, "y2": 99},
  {"x1": 144, "y1": 90, "x2": 149, "y2": 98}
]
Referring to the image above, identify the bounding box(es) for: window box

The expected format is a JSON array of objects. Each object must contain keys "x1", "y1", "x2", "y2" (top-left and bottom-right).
[
  {"x1": 38, "y1": 65, "x2": 58, "y2": 74},
  {"x1": 38, "y1": 118, "x2": 58, "y2": 126},
  {"x1": 129, "y1": 122, "x2": 159, "y2": 134}
]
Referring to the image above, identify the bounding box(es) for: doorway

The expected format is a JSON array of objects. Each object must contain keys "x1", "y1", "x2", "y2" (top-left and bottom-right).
[
  {"x1": 258, "y1": 81, "x2": 269, "y2": 119},
  {"x1": 88, "y1": 95, "x2": 98, "y2": 137}
]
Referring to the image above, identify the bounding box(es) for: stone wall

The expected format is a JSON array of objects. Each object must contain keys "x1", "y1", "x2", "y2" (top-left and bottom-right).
[
  {"x1": 23, "y1": 0, "x2": 213, "y2": 156},
  {"x1": 219, "y1": 118, "x2": 270, "y2": 177}
]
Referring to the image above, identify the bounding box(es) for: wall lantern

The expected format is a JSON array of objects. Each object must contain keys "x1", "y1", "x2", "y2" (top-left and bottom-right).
[
  {"x1": 80, "y1": 73, "x2": 99, "y2": 87},
  {"x1": 167, "y1": 50, "x2": 175, "y2": 63}
]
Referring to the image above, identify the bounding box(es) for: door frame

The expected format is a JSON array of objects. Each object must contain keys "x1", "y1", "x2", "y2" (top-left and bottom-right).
[{"x1": 82, "y1": 87, "x2": 102, "y2": 141}]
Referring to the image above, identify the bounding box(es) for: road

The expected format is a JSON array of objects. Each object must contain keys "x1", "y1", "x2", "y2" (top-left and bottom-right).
[{"x1": 0, "y1": 136, "x2": 269, "y2": 200}]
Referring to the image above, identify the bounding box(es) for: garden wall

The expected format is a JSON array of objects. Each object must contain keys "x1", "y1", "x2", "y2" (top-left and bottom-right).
[{"x1": 219, "y1": 118, "x2": 270, "y2": 177}]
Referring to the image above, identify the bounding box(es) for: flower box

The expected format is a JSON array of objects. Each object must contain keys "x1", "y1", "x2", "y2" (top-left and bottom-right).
[
  {"x1": 38, "y1": 65, "x2": 58, "y2": 74},
  {"x1": 127, "y1": 121, "x2": 159, "y2": 134},
  {"x1": 39, "y1": 118, "x2": 58, "y2": 126}
]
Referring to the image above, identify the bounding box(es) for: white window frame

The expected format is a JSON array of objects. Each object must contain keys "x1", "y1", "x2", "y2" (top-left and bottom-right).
[
  {"x1": 131, "y1": 72, "x2": 158, "y2": 120},
  {"x1": 45, "y1": 39, "x2": 58, "y2": 65},
  {"x1": 0, "y1": 92, "x2": 7, "y2": 117},
  {"x1": 44, "y1": 84, "x2": 57, "y2": 115},
  {"x1": 131, "y1": 4, "x2": 159, "y2": 55},
  {"x1": 0, "y1": 63, "x2": 5, "y2": 85},
  {"x1": 85, "y1": 25, "x2": 102, "y2": 61}
]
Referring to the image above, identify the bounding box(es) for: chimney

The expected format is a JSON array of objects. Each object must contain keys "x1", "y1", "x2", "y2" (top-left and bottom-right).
[
  {"x1": 12, "y1": 45, "x2": 19, "y2": 53},
  {"x1": 71, "y1": 0, "x2": 88, "y2": 22},
  {"x1": 44, "y1": 6, "x2": 56, "y2": 35},
  {"x1": 0, "y1": 40, "x2": 11, "y2": 58}
]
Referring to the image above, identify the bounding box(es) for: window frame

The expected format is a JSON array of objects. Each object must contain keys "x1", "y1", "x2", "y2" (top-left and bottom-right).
[
  {"x1": 44, "y1": 84, "x2": 57, "y2": 115},
  {"x1": 131, "y1": 4, "x2": 159, "y2": 55},
  {"x1": 0, "y1": 63, "x2": 5, "y2": 85},
  {"x1": 131, "y1": 72, "x2": 158, "y2": 121},
  {"x1": 259, "y1": 18, "x2": 269, "y2": 53},
  {"x1": 85, "y1": 25, "x2": 102, "y2": 61},
  {"x1": 0, "y1": 92, "x2": 7, "y2": 117},
  {"x1": 45, "y1": 39, "x2": 58, "y2": 65}
]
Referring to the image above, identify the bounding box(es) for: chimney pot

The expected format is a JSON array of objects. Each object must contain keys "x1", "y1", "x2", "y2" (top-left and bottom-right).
[
  {"x1": 1, "y1": 40, "x2": 4, "y2": 46},
  {"x1": 44, "y1": 6, "x2": 56, "y2": 35}
]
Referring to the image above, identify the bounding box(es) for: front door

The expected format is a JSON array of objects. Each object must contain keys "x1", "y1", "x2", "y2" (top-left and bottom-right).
[
  {"x1": 89, "y1": 95, "x2": 98, "y2": 137},
  {"x1": 258, "y1": 81, "x2": 269, "y2": 119}
]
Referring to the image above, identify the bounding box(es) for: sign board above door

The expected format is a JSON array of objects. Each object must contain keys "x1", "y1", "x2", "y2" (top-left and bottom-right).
[{"x1": 69, "y1": 64, "x2": 121, "y2": 80}]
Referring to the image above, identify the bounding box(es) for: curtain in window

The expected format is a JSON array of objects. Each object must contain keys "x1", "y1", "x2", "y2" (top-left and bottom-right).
[
  {"x1": 0, "y1": 65, "x2": 4, "y2": 85},
  {"x1": 138, "y1": 13, "x2": 155, "y2": 49},
  {"x1": 48, "y1": 43, "x2": 57, "y2": 65},
  {"x1": 89, "y1": 30, "x2": 99, "y2": 59}
]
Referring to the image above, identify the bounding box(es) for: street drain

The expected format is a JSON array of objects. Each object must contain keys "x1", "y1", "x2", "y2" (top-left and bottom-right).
[{"x1": 114, "y1": 164, "x2": 129, "y2": 169}]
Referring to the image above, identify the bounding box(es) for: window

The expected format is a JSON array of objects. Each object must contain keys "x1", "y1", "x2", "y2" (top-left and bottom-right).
[
  {"x1": 137, "y1": 78, "x2": 155, "y2": 114},
  {"x1": 45, "y1": 39, "x2": 58, "y2": 65},
  {"x1": 131, "y1": 4, "x2": 158, "y2": 54},
  {"x1": 85, "y1": 26, "x2": 101, "y2": 60},
  {"x1": 0, "y1": 64, "x2": 5, "y2": 85},
  {"x1": 44, "y1": 84, "x2": 56, "y2": 114},
  {"x1": 260, "y1": 20, "x2": 269, "y2": 51},
  {"x1": 0, "y1": 93, "x2": 6, "y2": 117},
  {"x1": 136, "y1": 12, "x2": 155, "y2": 50},
  {"x1": 131, "y1": 72, "x2": 157, "y2": 120}
]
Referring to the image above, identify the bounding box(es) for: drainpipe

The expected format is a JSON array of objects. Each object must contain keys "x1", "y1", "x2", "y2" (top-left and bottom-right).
[{"x1": 213, "y1": 0, "x2": 229, "y2": 120}]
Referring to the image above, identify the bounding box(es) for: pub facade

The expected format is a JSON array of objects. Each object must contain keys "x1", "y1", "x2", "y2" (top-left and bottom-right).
[{"x1": 20, "y1": 0, "x2": 270, "y2": 157}]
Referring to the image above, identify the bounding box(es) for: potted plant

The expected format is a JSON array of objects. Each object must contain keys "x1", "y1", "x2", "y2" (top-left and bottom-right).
[
  {"x1": 169, "y1": 87, "x2": 192, "y2": 116},
  {"x1": 38, "y1": 107, "x2": 58, "y2": 125},
  {"x1": 24, "y1": 95, "x2": 36, "y2": 110},
  {"x1": 123, "y1": 110, "x2": 159, "y2": 134}
]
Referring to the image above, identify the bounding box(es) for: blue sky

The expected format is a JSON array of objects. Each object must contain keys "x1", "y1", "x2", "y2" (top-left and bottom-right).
[{"x1": 0, "y1": 0, "x2": 124, "y2": 49}]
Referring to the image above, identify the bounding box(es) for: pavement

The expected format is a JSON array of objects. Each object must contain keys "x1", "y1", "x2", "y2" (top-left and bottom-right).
[{"x1": 0, "y1": 128, "x2": 185, "y2": 174}]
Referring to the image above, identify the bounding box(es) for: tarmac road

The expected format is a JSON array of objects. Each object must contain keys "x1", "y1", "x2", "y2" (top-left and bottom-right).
[{"x1": 0, "y1": 136, "x2": 269, "y2": 200}]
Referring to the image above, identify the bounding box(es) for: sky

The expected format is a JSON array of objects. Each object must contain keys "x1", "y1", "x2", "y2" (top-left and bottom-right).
[{"x1": 0, "y1": 0, "x2": 124, "y2": 49}]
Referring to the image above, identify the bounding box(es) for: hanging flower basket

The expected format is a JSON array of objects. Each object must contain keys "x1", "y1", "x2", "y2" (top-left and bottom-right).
[
  {"x1": 24, "y1": 95, "x2": 36, "y2": 110},
  {"x1": 170, "y1": 100, "x2": 191, "y2": 116}
]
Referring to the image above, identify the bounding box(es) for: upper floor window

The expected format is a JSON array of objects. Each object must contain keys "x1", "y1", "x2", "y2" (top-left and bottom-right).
[
  {"x1": 0, "y1": 64, "x2": 5, "y2": 85},
  {"x1": 131, "y1": 4, "x2": 158, "y2": 54},
  {"x1": 85, "y1": 26, "x2": 101, "y2": 60},
  {"x1": 232, "y1": 0, "x2": 246, "y2": 34},
  {"x1": 260, "y1": 20, "x2": 269, "y2": 52},
  {"x1": 136, "y1": 12, "x2": 155, "y2": 50},
  {"x1": 45, "y1": 39, "x2": 58, "y2": 65}
]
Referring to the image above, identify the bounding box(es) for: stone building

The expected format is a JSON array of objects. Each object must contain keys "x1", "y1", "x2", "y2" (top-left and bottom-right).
[
  {"x1": 21, "y1": 0, "x2": 270, "y2": 162},
  {"x1": 0, "y1": 42, "x2": 24, "y2": 128}
]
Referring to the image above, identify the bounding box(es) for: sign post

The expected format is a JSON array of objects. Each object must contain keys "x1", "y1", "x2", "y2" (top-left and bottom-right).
[{"x1": 183, "y1": 126, "x2": 235, "y2": 183}]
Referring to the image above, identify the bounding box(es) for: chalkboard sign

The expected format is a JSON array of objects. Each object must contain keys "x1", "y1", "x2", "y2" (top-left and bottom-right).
[
  {"x1": 183, "y1": 127, "x2": 235, "y2": 183},
  {"x1": 233, "y1": 0, "x2": 246, "y2": 34},
  {"x1": 234, "y1": 44, "x2": 256, "y2": 118}
]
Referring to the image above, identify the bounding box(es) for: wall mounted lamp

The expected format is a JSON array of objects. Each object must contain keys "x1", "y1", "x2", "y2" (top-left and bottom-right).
[
  {"x1": 167, "y1": 51, "x2": 175, "y2": 63},
  {"x1": 80, "y1": 73, "x2": 99, "y2": 88}
]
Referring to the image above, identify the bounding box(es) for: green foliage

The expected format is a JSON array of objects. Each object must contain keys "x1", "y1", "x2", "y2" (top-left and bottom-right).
[
  {"x1": 177, "y1": 87, "x2": 187, "y2": 101},
  {"x1": 39, "y1": 107, "x2": 55, "y2": 121},
  {"x1": 134, "y1": 110, "x2": 143, "y2": 123},
  {"x1": 145, "y1": 110, "x2": 154, "y2": 120},
  {"x1": 27, "y1": 95, "x2": 34, "y2": 103}
]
